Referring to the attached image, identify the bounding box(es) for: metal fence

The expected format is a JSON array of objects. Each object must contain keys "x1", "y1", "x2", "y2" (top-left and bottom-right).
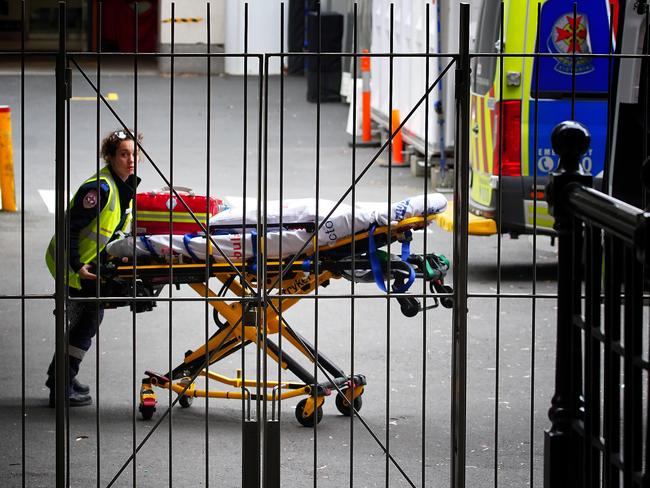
[
  {"x1": 0, "y1": 1, "x2": 648, "y2": 487},
  {"x1": 544, "y1": 122, "x2": 650, "y2": 488}
]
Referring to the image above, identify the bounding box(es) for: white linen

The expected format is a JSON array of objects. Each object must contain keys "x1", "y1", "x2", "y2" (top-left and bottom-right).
[{"x1": 106, "y1": 194, "x2": 447, "y2": 261}]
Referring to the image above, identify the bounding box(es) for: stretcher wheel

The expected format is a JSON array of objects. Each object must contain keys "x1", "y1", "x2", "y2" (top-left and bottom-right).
[
  {"x1": 440, "y1": 285, "x2": 453, "y2": 309},
  {"x1": 178, "y1": 393, "x2": 193, "y2": 408},
  {"x1": 139, "y1": 404, "x2": 155, "y2": 420},
  {"x1": 295, "y1": 398, "x2": 323, "y2": 427},
  {"x1": 178, "y1": 377, "x2": 194, "y2": 408},
  {"x1": 335, "y1": 393, "x2": 362, "y2": 416}
]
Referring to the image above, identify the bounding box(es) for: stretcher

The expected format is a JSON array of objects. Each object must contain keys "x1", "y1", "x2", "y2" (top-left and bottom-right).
[{"x1": 103, "y1": 198, "x2": 452, "y2": 426}]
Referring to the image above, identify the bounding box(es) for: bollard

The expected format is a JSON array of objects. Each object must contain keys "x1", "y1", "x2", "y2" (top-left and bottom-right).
[
  {"x1": 391, "y1": 108, "x2": 404, "y2": 165},
  {"x1": 361, "y1": 49, "x2": 372, "y2": 142},
  {"x1": 0, "y1": 106, "x2": 16, "y2": 212},
  {"x1": 348, "y1": 49, "x2": 381, "y2": 147}
]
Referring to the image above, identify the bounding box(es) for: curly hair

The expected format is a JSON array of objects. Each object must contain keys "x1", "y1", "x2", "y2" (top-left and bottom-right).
[{"x1": 100, "y1": 129, "x2": 143, "y2": 164}]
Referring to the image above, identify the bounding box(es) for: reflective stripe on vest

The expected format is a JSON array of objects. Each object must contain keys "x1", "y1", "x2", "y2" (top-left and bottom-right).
[{"x1": 45, "y1": 166, "x2": 124, "y2": 289}]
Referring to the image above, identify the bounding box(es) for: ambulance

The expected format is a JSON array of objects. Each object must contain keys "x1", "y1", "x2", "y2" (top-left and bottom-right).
[{"x1": 467, "y1": 0, "x2": 617, "y2": 237}]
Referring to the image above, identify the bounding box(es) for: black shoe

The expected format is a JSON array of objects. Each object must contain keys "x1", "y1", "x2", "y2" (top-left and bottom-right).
[
  {"x1": 45, "y1": 377, "x2": 90, "y2": 394},
  {"x1": 48, "y1": 390, "x2": 92, "y2": 408},
  {"x1": 71, "y1": 378, "x2": 90, "y2": 394}
]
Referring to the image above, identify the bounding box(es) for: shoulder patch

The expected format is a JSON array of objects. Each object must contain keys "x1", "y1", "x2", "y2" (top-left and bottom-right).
[{"x1": 83, "y1": 189, "x2": 98, "y2": 209}]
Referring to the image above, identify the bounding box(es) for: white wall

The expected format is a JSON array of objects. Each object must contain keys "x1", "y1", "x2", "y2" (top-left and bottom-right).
[
  {"x1": 224, "y1": 0, "x2": 283, "y2": 75},
  {"x1": 159, "y1": 0, "x2": 226, "y2": 46}
]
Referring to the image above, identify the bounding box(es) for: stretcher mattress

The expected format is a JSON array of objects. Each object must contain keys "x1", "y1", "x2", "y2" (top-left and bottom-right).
[{"x1": 106, "y1": 194, "x2": 447, "y2": 262}]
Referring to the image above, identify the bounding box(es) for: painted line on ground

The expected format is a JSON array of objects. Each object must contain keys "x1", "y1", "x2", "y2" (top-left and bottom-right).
[
  {"x1": 38, "y1": 189, "x2": 55, "y2": 214},
  {"x1": 71, "y1": 92, "x2": 119, "y2": 102}
]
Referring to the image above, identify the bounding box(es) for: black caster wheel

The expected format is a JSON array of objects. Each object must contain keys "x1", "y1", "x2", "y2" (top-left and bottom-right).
[
  {"x1": 178, "y1": 394, "x2": 193, "y2": 408},
  {"x1": 295, "y1": 398, "x2": 323, "y2": 427},
  {"x1": 335, "y1": 393, "x2": 362, "y2": 416},
  {"x1": 440, "y1": 285, "x2": 454, "y2": 309},
  {"x1": 178, "y1": 377, "x2": 194, "y2": 408},
  {"x1": 139, "y1": 404, "x2": 155, "y2": 420}
]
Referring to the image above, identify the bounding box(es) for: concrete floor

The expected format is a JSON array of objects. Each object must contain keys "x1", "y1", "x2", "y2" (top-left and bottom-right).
[{"x1": 0, "y1": 68, "x2": 557, "y2": 487}]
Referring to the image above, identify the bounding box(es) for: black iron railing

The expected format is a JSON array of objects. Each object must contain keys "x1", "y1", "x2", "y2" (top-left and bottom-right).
[{"x1": 545, "y1": 121, "x2": 650, "y2": 488}]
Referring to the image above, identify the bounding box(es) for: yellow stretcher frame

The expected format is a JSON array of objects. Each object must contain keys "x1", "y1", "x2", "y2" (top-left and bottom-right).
[{"x1": 114, "y1": 215, "x2": 440, "y2": 426}]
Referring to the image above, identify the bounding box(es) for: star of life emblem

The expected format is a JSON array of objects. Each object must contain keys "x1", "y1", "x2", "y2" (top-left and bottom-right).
[{"x1": 547, "y1": 12, "x2": 595, "y2": 75}]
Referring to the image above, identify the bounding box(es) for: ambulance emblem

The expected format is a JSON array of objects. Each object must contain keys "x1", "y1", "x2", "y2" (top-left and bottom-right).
[{"x1": 547, "y1": 13, "x2": 595, "y2": 75}]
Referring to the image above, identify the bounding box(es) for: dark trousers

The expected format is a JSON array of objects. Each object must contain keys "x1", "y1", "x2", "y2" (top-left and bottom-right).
[{"x1": 46, "y1": 298, "x2": 104, "y2": 389}]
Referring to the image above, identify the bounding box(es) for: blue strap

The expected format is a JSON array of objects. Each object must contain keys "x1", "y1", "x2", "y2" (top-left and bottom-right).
[
  {"x1": 398, "y1": 260, "x2": 416, "y2": 293},
  {"x1": 368, "y1": 225, "x2": 388, "y2": 292},
  {"x1": 368, "y1": 225, "x2": 415, "y2": 293},
  {"x1": 183, "y1": 233, "x2": 200, "y2": 261},
  {"x1": 301, "y1": 257, "x2": 311, "y2": 273},
  {"x1": 401, "y1": 230, "x2": 412, "y2": 261},
  {"x1": 139, "y1": 235, "x2": 159, "y2": 259}
]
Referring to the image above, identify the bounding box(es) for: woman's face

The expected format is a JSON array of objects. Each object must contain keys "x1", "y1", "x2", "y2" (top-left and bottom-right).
[{"x1": 109, "y1": 139, "x2": 136, "y2": 181}]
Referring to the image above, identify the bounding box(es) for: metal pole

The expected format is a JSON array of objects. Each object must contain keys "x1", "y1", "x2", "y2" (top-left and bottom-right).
[
  {"x1": 55, "y1": 2, "x2": 68, "y2": 487},
  {"x1": 543, "y1": 121, "x2": 592, "y2": 488},
  {"x1": 451, "y1": 4, "x2": 470, "y2": 488}
]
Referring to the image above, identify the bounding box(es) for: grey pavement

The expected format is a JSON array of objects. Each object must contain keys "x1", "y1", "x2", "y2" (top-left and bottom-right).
[{"x1": 0, "y1": 68, "x2": 557, "y2": 487}]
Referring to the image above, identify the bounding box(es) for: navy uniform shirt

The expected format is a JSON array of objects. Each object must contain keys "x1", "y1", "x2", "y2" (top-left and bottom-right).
[{"x1": 69, "y1": 166, "x2": 140, "y2": 273}]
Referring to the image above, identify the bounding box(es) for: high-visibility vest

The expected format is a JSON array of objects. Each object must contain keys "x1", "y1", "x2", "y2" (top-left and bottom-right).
[{"x1": 45, "y1": 166, "x2": 133, "y2": 289}]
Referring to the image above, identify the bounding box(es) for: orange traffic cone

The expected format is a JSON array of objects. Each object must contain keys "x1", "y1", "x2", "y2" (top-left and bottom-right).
[
  {"x1": 391, "y1": 109, "x2": 405, "y2": 166},
  {"x1": 348, "y1": 49, "x2": 381, "y2": 147}
]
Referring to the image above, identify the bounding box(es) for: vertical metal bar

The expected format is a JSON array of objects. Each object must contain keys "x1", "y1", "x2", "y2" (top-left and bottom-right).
[
  {"x1": 603, "y1": 235, "x2": 622, "y2": 487},
  {"x1": 264, "y1": 7, "x2": 283, "y2": 488},
  {"x1": 262, "y1": 49, "x2": 279, "y2": 488},
  {"x1": 277, "y1": 8, "x2": 286, "y2": 462},
  {"x1": 204, "y1": 3, "x2": 211, "y2": 486},
  {"x1": 255, "y1": 38, "x2": 265, "y2": 488},
  {"x1": 241, "y1": 2, "x2": 249, "y2": 429},
  {"x1": 623, "y1": 247, "x2": 643, "y2": 486},
  {"x1": 55, "y1": 3, "x2": 68, "y2": 488},
  {"x1": 265, "y1": 419, "x2": 281, "y2": 487},
  {"x1": 569, "y1": 216, "x2": 583, "y2": 486},
  {"x1": 643, "y1": 9, "x2": 649, "y2": 209},
  {"x1": 602, "y1": 1, "x2": 617, "y2": 192},
  {"x1": 95, "y1": 4, "x2": 103, "y2": 486},
  {"x1": 543, "y1": 130, "x2": 591, "y2": 488},
  {"x1": 278, "y1": 1, "x2": 286, "y2": 410},
  {"x1": 494, "y1": 4, "x2": 505, "y2": 486},
  {"x1": 350, "y1": 4, "x2": 358, "y2": 486},
  {"x1": 570, "y1": 4, "x2": 577, "y2": 121},
  {"x1": 422, "y1": 5, "x2": 430, "y2": 488},
  {"x1": 168, "y1": 3, "x2": 175, "y2": 486},
  {"x1": 544, "y1": 212, "x2": 577, "y2": 488},
  {"x1": 20, "y1": 1, "x2": 26, "y2": 487},
  {"x1": 385, "y1": 5, "x2": 394, "y2": 486},
  {"x1": 262, "y1": 49, "x2": 269, "y2": 484},
  {"x1": 65, "y1": 23, "x2": 72, "y2": 488},
  {"x1": 132, "y1": 4, "x2": 139, "y2": 486},
  {"x1": 451, "y1": 4, "x2": 470, "y2": 488},
  {"x1": 313, "y1": 4, "x2": 322, "y2": 487},
  {"x1": 583, "y1": 225, "x2": 602, "y2": 486},
  {"x1": 243, "y1": 418, "x2": 260, "y2": 488},
  {"x1": 529, "y1": 4, "x2": 542, "y2": 486}
]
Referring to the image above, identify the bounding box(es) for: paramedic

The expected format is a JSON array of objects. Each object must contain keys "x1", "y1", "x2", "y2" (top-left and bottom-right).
[{"x1": 44, "y1": 129, "x2": 142, "y2": 407}]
